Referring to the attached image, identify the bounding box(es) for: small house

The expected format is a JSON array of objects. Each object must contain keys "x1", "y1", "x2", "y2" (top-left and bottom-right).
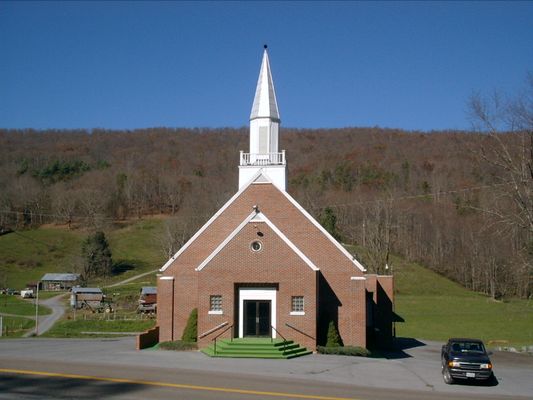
[{"x1": 40, "y1": 273, "x2": 80, "y2": 291}]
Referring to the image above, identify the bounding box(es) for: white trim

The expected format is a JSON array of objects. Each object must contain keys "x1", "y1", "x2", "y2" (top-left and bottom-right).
[
  {"x1": 260, "y1": 214, "x2": 319, "y2": 271},
  {"x1": 238, "y1": 288, "x2": 277, "y2": 338},
  {"x1": 196, "y1": 211, "x2": 319, "y2": 272},
  {"x1": 208, "y1": 310, "x2": 223, "y2": 315},
  {"x1": 160, "y1": 170, "x2": 269, "y2": 272},
  {"x1": 159, "y1": 276, "x2": 175, "y2": 280},
  {"x1": 351, "y1": 276, "x2": 366, "y2": 280},
  {"x1": 290, "y1": 311, "x2": 305, "y2": 316},
  {"x1": 195, "y1": 211, "x2": 256, "y2": 271},
  {"x1": 279, "y1": 190, "x2": 367, "y2": 272}
]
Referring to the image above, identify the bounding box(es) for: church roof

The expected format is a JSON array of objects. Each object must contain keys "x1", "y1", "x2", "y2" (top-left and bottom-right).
[
  {"x1": 159, "y1": 170, "x2": 366, "y2": 274},
  {"x1": 250, "y1": 46, "x2": 280, "y2": 121},
  {"x1": 195, "y1": 211, "x2": 319, "y2": 272}
]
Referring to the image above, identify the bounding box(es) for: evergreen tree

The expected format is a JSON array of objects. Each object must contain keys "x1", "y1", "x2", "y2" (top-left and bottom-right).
[
  {"x1": 326, "y1": 320, "x2": 342, "y2": 347},
  {"x1": 81, "y1": 231, "x2": 113, "y2": 280},
  {"x1": 181, "y1": 308, "x2": 198, "y2": 342},
  {"x1": 319, "y1": 207, "x2": 341, "y2": 241}
]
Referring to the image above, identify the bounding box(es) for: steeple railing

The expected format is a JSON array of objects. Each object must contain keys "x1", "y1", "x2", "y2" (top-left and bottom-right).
[{"x1": 240, "y1": 150, "x2": 286, "y2": 166}]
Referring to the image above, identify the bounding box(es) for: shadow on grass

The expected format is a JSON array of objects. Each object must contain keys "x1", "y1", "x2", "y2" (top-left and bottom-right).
[
  {"x1": 369, "y1": 337, "x2": 426, "y2": 360},
  {"x1": 111, "y1": 259, "x2": 149, "y2": 276}
]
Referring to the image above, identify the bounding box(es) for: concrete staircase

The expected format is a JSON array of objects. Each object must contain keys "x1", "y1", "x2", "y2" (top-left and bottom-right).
[{"x1": 201, "y1": 338, "x2": 312, "y2": 359}]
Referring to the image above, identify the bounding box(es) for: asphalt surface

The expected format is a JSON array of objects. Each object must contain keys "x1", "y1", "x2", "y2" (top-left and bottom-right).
[{"x1": 0, "y1": 337, "x2": 532, "y2": 400}]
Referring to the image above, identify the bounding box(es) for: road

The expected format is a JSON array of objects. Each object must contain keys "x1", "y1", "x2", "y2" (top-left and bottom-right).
[
  {"x1": 23, "y1": 293, "x2": 67, "y2": 337},
  {"x1": 0, "y1": 337, "x2": 532, "y2": 399}
]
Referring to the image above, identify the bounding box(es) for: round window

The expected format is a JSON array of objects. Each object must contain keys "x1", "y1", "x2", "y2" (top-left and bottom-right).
[{"x1": 251, "y1": 240, "x2": 262, "y2": 252}]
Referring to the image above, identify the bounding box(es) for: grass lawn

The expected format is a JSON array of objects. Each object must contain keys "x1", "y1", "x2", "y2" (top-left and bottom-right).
[
  {"x1": 392, "y1": 254, "x2": 533, "y2": 347},
  {"x1": 0, "y1": 294, "x2": 51, "y2": 316},
  {"x1": 0, "y1": 315, "x2": 35, "y2": 338},
  {"x1": 43, "y1": 317, "x2": 156, "y2": 338}
]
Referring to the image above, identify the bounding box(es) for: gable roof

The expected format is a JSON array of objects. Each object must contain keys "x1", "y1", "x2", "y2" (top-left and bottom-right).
[
  {"x1": 160, "y1": 171, "x2": 365, "y2": 273},
  {"x1": 196, "y1": 211, "x2": 319, "y2": 272},
  {"x1": 41, "y1": 273, "x2": 80, "y2": 281}
]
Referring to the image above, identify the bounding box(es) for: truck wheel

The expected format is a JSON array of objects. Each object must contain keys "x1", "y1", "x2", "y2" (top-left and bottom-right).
[{"x1": 443, "y1": 368, "x2": 455, "y2": 385}]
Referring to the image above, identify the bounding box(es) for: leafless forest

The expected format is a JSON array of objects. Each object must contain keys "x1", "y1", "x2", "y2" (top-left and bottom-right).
[{"x1": 0, "y1": 122, "x2": 531, "y2": 299}]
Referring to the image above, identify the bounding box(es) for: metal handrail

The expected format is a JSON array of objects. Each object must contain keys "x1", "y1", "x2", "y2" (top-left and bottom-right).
[
  {"x1": 271, "y1": 325, "x2": 289, "y2": 355},
  {"x1": 212, "y1": 324, "x2": 233, "y2": 355},
  {"x1": 198, "y1": 321, "x2": 228, "y2": 339},
  {"x1": 285, "y1": 323, "x2": 315, "y2": 340}
]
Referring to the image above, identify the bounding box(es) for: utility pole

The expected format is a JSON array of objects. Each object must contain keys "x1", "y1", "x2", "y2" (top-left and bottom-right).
[{"x1": 35, "y1": 282, "x2": 39, "y2": 336}]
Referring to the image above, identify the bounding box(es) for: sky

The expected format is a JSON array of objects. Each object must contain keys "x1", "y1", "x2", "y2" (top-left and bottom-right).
[{"x1": 1, "y1": 1, "x2": 532, "y2": 132}]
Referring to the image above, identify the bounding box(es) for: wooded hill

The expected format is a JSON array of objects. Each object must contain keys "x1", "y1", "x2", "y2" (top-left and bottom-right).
[{"x1": 0, "y1": 126, "x2": 531, "y2": 299}]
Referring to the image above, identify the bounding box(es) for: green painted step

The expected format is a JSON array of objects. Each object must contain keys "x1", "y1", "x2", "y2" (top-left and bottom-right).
[{"x1": 201, "y1": 338, "x2": 312, "y2": 359}]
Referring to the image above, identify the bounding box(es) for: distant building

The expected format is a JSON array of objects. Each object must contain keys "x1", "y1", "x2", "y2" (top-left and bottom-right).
[
  {"x1": 70, "y1": 287, "x2": 105, "y2": 310},
  {"x1": 40, "y1": 273, "x2": 80, "y2": 291},
  {"x1": 157, "y1": 47, "x2": 394, "y2": 351}
]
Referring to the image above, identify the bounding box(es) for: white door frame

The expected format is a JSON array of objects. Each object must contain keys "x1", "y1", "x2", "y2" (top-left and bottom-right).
[{"x1": 238, "y1": 288, "x2": 277, "y2": 338}]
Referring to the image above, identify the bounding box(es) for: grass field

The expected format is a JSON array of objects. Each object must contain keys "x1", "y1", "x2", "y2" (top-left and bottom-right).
[
  {"x1": 0, "y1": 227, "x2": 84, "y2": 290},
  {"x1": 43, "y1": 318, "x2": 156, "y2": 338},
  {"x1": 392, "y1": 254, "x2": 533, "y2": 347},
  {"x1": 0, "y1": 294, "x2": 51, "y2": 316},
  {"x1": 0, "y1": 219, "x2": 165, "y2": 290},
  {"x1": 0, "y1": 315, "x2": 35, "y2": 338}
]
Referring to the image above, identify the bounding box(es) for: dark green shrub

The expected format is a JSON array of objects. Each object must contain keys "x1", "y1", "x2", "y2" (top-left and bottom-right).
[
  {"x1": 159, "y1": 340, "x2": 198, "y2": 351},
  {"x1": 326, "y1": 320, "x2": 342, "y2": 347},
  {"x1": 181, "y1": 308, "x2": 198, "y2": 342},
  {"x1": 317, "y1": 346, "x2": 370, "y2": 357}
]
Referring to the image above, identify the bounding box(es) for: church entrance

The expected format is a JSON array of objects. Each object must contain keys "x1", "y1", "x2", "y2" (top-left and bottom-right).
[
  {"x1": 237, "y1": 287, "x2": 277, "y2": 339},
  {"x1": 243, "y1": 300, "x2": 271, "y2": 337}
]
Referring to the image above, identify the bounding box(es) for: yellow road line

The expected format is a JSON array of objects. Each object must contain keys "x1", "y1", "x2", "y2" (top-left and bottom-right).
[{"x1": 0, "y1": 368, "x2": 357, "y2": 400}]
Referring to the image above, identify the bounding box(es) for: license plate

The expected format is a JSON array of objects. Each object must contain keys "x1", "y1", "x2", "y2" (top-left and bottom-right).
[{"x1": 466, "y1": 372, "x2": 476, "y2": 378}]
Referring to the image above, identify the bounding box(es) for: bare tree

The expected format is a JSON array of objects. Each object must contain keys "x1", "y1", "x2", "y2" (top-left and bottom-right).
[{"x1": 469, "y1": 75, "x2": 533, "y2": 297}]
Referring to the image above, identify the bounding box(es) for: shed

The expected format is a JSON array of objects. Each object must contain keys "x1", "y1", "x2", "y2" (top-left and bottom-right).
[
  {"x1": 138, "y1": 286, "x2": 157, "y2": 313},
  {"x1": 70, "y1": 287, "x2": 104, "y2": 310},
  {"x1": 40, "y1": 273, "x2": 80, "y2": 291}
]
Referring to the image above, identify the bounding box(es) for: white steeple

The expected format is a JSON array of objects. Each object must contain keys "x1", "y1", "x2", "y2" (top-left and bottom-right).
[{"x1": 239, "y1": 45, "x2": 287, "y2": 191}]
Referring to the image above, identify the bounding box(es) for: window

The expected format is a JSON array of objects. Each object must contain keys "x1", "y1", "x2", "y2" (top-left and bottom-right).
[
  {"x1": 291, "y1": 296, "x2": 304, "y2": 315},
  {"x1": 250, "y1": 240, "x2": 262, "y2": 252},
  {"x1": 209, "y1": 295, "x2": 222, "y2": 314}
]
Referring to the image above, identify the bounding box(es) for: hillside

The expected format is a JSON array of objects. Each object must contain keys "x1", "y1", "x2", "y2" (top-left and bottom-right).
[
  {"x1": 1, "y1": 127, "x2": 530, "y2": 299},
  {"x1": 0, "y1": 219, "x2": 531, "y2": 346}
]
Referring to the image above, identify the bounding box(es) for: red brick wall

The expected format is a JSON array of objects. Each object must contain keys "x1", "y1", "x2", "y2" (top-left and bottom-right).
[
  {"x1": 159, "y1": 182, "x2": 375, "y2": 348},
  {"x1": 157, "y1": 276, "x2": 174, "y2": 342},
  {"x1": 136, "y1": 326, "x2": 160, "y2": 350},
  {"x1": 197, "y1": 222, "x2": 318, "y2": 350}
]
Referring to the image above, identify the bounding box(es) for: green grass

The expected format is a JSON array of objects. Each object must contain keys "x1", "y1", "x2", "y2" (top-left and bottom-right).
[
  {"x1": 392, "y1": 255, "x2": 533, "y2": 347},
  {"x1": 0, "y1": 294, "x2": 51, "y2": 316},
  {"x1": 0, "y1": 316, "x2": 35, "y2": 338},
  {"x1": 0, "y1": 227, "x2": 84, "y2": 290},
  {"x1": 43, "y1": 318, "x2": 156, "y2": 338},
  {"x1": 0, "y1": 219, "x2": 165, "y2": 290}
]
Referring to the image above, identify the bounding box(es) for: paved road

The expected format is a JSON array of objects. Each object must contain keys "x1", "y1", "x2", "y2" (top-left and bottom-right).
[
  {"x1": 0, "y1": 337, "x2": 531, "y2": 399},
  {"x1": 23, "y1": 294, "x2": 66, "y2": 337}
]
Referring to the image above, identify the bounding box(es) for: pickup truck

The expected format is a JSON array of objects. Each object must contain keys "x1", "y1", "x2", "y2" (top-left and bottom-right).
[{"x1": 441, "y1": 338, "x2": 494, "y2": 384}]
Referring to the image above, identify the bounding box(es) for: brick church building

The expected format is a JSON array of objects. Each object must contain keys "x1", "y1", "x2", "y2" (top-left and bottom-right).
[{"x1": 157, "y1": 47, "x2": 394, "y2": 351}]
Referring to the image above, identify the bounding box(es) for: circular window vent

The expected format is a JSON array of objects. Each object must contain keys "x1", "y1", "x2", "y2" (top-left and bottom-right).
[{"x1": 250, "y1": 240, "x2": 262, "y2": 252}]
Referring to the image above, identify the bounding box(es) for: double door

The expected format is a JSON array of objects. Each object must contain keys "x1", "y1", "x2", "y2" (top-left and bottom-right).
[{"x1": 243, "y1": 300, "x2": 271, "y2": 337}]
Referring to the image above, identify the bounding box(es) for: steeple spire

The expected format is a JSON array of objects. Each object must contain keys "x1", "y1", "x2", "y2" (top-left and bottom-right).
[
  {"x1": 250, "y1": 45, "x2": 280, "y2": 122},
  {"x1": 239, "y1": 46, "x2": 287, "y2": 191}
]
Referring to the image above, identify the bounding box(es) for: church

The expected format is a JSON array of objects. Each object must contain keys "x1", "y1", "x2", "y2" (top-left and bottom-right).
[{"x1": 157, "y1": 47, "x2": 394, "y2": 352}]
